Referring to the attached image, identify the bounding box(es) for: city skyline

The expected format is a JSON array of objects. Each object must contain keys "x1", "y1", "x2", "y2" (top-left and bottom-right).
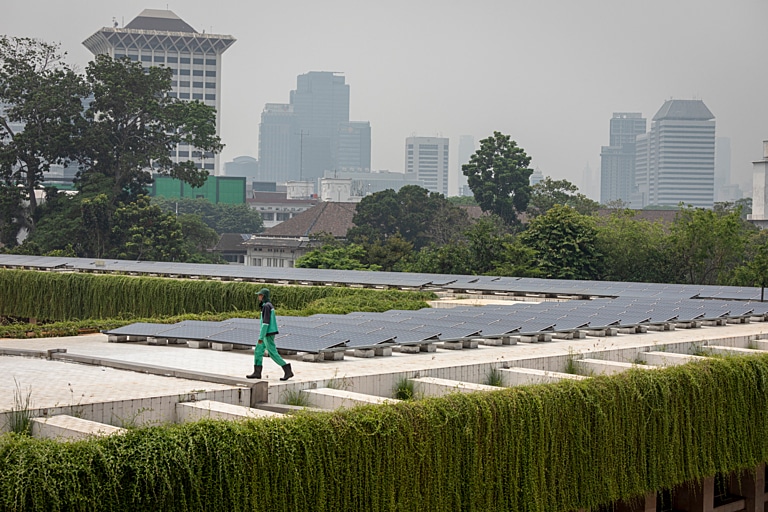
[{"x1": 3, "y1": 0, "x2": 767, "y2": 198}]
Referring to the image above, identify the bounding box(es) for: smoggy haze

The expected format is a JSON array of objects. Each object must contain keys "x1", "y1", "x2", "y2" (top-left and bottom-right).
[{"x1": 3, "y1": 0, "x2": 767, "y2": 197}]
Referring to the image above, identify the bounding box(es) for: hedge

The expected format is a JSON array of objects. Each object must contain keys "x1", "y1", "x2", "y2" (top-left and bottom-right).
[
  {"x1": 0, "y1": 269, "x2": 435, "y2": 322},
  {"x1": 1, "y1": 355, "x2": 768, "y2": 511}
]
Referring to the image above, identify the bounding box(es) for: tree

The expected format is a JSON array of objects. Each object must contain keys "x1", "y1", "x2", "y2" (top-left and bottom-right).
[
  {"x1": 364, "y1": 234, "x2": 414, "y2": 272},
  {"x1": 111, "y1": 195, "x2": 189, "y2": 262},
  {"x1": 446, "y1": 195, "x2": 478, "y2": 206},
  {"x1": 76, "y1": 55, "x2": 223, "y2": 206},
  {"x1": 152, "y1": 197, "x2": 263, "y2": 234},
  {"x1": 528, "y1": 177, "x2": 600, "y2": 217},
  {"x1": 668, "y1": 206, "x2": 750, "y2": 285},
  {"x1": 21, "y1": 188, "x2": 82, "y2": 255},
  {"x1": 595, "y1": 209, "x2": 675, "y2": 283},
  {"x1": 519, "y1": 205, "x2": 602, "y2": 280},
  {"x1": 462, "y1": 131, "x2": 532, "y2": 227},
  {"x1": 348, "y1": 185, "x2": 466, "y2": 250},
  {"x1": 296, "y1": 242, "x2": 380, "y2": 270},
  {"x1": 0, "y1": 37, "x2": 87, "y2": 238},
  {"x1": 403, "y1": 215, "x2": 540, "y2": 276},
  {"x1": 177, "y1": 214, "x2": 220, "y2": 253},
  {"x1": 731, "y1": 229, "x2": 768, "y2": 300}
]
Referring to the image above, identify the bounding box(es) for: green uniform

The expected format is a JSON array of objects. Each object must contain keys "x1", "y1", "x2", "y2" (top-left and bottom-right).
[{"x1": 254, "y1": 291, "x2": 286, "y2": 366}]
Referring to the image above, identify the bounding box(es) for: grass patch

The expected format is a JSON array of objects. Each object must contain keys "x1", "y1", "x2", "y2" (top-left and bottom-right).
[
  {"x1": 281, "y1": 389, "x2": 312, "y2": 407},
  {"x1": 484, "y1": 367, "x2": 504, "y2": 387},
  {"x1": 8, "y1": 379, "x2": 32, "y2": 435},
  {"x1": 325, "y1": 371, "x2": 352, "y2": 391},
  {"x1": 393, "y1": 377, "x2": 416, "y2": 400}
]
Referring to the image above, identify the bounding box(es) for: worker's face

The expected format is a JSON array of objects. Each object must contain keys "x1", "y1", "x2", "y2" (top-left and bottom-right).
[{"x1": 258, "y1": 294, "x2": 263, "y2": 301}]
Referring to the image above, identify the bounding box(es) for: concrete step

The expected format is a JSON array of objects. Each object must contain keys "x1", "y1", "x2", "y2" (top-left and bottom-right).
[
  {"x1": 499, "y1": 367, "x2": 587, "y2": 386},
  {"x1": 704, "y1": 345, "x2": 768, "y2": 357},
  {"x1": 574, "y1": 358, "x2": 658, "y2": 376},
  {"x1": 176, "y1": 400, "x2": 284, "y2": 422},
  {"x1": 409, "y1": 376, "x2": 501, "y2": 397},
  {"x1": 31, "y1": 414, "x2": 125, "y2": 441},
  {"x1": 642, "y1": 351, "x2": 708, "y2": 366},
  {"x1": 300, "y1": 388, "x2": 399, "y2": 410}
]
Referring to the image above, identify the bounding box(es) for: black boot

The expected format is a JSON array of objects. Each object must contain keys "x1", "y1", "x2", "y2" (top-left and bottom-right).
[
  {"x1": 246, "y1": 365, "x2": 262, "y2": 379},
  {"x1": 280, "y1": 363, "x2": 294, "y2": 381}
]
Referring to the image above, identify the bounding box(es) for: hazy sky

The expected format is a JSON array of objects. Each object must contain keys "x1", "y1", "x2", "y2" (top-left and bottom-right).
[{"x1": 4, "y1": 0, "x2": 768, "y2": 197}]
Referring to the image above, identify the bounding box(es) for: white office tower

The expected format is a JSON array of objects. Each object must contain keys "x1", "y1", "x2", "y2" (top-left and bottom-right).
[
  {"x1": 749, "y1": 141, "x2": 768, "y2": 229},
  {"x1": 405, "y1": 136, "x2": 449, "y2": 196},
  {"x1": 83, "y1": 9, "x2": 235, "y2": 175},
  {"x1": 634, "y1": 99, "x2": 715, "y2": 208}
]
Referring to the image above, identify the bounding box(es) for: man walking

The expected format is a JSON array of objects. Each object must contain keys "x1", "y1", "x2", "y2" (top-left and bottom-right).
[{"x1": 246, "y1": 288, "x2": 294, "y2": 381}]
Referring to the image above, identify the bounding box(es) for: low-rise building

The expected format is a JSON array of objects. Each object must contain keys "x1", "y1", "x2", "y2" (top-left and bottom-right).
[{"x1": 243, "y1": 202, "x2": 357, "y2": 268}]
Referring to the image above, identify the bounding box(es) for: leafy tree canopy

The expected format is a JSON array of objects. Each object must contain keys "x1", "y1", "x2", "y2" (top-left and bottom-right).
[
  {"x1": 519, "y1": 205, "x2": 602, "y2": 280},
  {"x1": 0, "y1": 36, "x2": 87, "y2": 239},
  {"x1": 594, "y1": 209, "x2": 674, "y2": 283},
  {"x1": 76, "y1": 55, "x2": 223, "y2": 206},
  {"x1": 668, "y1": 206, "x2": 752, "y2": 285},
  {"x1": 348, "y1": 185, "x2": 467, "y2": 251},
  {"x1": 295, "y1": 242, "x2": 380, "y2": 271},
  {"x1": 528, "y1": 177, "x2": 600, "y2": 217},
  {"x1": 462, "y1": 131, "x2": 532, "y2": 227},
  {"x1": 152, "y1": 197, "x2": 263, "y2": 234}
]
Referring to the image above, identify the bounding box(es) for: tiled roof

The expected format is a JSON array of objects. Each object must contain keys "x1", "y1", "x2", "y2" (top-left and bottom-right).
[
  {"x1": 257, "y1": 202, "x2": 357, "y2": 238},
  {"x1": 460, "y1": 205, "x2": 486, "y2": 220},
  {"x1": 213, "y1": 233, "x2": 251, "y2": 252}
]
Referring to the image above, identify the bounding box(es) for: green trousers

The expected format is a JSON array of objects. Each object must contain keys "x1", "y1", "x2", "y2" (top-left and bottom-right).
[{"x1": 254, "y1": 335, "x2": 287, "y2": 366}]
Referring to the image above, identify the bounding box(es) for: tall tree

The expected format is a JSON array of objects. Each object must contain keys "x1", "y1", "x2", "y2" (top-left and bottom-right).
[
  {"x1": 731, "y1": 230, "x2": 768, "y2": 300},
  {"x1": 111, "y1": 195, "x2": 189, "y2": 262},
  {"x1": 0, "y1": 37, "x2": 87, "y2": 239},
  {"x1": 668, "y1": 206, "x2": 750, "y2": 285},
  {"x1": 595, "y1": 209, "x2": 675, "y2": 283},
  {"x1": 348, "y1": 185, "x2": 466, "y2": 250},
  {"x1": 77, "y1": 55, "x2": 223, "y2": 205},
  {"x1": 462, "y1": 131, "x2": 532, "y2": 227},
  {"x1": 520, "y1": 204, "x2": 602, "y2": 280},
  {"x1": 528, "y1": 177, "x2": 600, "y2": 217}
]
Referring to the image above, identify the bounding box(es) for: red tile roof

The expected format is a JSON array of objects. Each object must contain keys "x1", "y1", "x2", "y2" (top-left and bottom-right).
[{"x1": 258, "y1": 202, "x2": 357, "y2": 238}]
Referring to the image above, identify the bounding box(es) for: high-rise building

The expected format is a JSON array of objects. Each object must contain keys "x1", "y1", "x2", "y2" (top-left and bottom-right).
[
  {"x1": 405, "y1": 136, "x2": 449, "y2": 196},
  {"x1": 258, "y1": 103, "x2": 299, "y2": 183},
  {"x1": 457, "y1": 135, "x2": 475, "y2": 196},
  {"x1": 529, "y1": 168, "x2": 544, "y2": 186},
  {"x1": 337, "y1": 122, "x2": 371, "y2": 173},
  {"x1": 292, "y1": 71, "x2": 350, "y2": 181},
  {"x1": 600, "y1": 113, "x2": 646, "y2": 205},
  {"x1": 258, "y1": 72, "x2": 369, "y2": 184},
  {"x1": 83, "y1": 9, "x2": 235, "y2": 175},
  {"x1": 634, "y1": 100, "x2": 716, "y2": 208},
  {"x1": 714, "y1": 137, "x2": 739, "y2": 202}
]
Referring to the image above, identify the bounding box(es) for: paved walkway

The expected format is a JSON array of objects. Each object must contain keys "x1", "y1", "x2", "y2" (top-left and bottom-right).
[{"x1": 2, "y1": 320, "x2": 767, "y2": 413}]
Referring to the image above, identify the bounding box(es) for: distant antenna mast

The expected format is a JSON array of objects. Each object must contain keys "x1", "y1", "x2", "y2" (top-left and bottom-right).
[{"x1": 112, "y1": 17, "x2": 118, "y2": 28}]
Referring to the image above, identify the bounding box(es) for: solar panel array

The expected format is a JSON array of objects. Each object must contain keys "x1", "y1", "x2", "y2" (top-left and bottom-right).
[
  {"x1": 1, "y1": 254, "x2": 764, "y2": 301},
  {"x1": 4, "y1": 254, "x2": 768, "y2": 354},
  {"x1": 103, "y1": 298, "x2": 768, "y2": 354}
]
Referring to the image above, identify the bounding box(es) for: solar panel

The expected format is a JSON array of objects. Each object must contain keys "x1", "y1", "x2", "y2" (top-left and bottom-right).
[
  {"x1": 152, "y1": 325, "x2": 234, "y2": 341},
  {"x1": 103, "y1": 323, "x2": 175, "y2": 337}
]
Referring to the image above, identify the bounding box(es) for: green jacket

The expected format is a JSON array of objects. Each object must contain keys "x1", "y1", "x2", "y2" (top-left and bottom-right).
[{"x1": 260, "y1": 301, "x2": 279, "y2": 339}]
